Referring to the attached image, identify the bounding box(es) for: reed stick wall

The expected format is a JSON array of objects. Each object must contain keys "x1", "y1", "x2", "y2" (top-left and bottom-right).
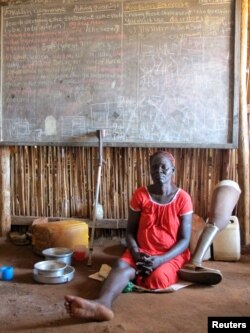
[{"x1": 10, "y1": 146, "x2": 239, "y2": 221}]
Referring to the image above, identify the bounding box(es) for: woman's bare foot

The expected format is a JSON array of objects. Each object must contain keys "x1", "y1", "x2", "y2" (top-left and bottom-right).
[{"x1": 64, "y1": 295, "x2": 114, "y2": 322}]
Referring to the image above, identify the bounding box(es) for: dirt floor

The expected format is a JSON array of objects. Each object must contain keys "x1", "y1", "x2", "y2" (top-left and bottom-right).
[{"x1": 1, "y1": 236, "x2": 250, "y2": 333}]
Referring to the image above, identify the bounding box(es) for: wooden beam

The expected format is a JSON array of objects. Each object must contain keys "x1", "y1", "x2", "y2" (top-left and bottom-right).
[
  {"x1": 0, "y1": 147, "x2": 11, "y2": 236},
  {"x1": 11, "y1": 216, "x2": 128, "y2": 229},
  {"x1": 238, "y1": 0, "x2": 250, "y2": 245}
]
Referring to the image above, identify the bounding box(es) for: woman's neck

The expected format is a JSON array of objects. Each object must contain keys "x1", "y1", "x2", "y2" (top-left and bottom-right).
[
  {"x1": 147, "y1": 183, "x2": 178, "y2": 204},
  {"x1": 148, "y1": 182, "x2": 176, "y2": 195}
]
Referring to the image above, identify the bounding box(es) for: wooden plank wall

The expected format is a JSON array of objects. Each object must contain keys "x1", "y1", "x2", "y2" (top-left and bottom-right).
[
  {"x1": 10, "y1": 146, "x2": 239, "y2": 222},
  {"x1": 0, "y1": 0, "x2": 248, "y2": 243}
]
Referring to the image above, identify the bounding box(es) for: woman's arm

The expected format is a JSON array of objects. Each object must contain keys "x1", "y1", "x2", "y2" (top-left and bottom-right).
[
  {"x1": 125, "y1": 208, "x2": 141, "y2": 261},
  {"x1": 164, "y1": 212, "x2": 193, "y2": 261}
]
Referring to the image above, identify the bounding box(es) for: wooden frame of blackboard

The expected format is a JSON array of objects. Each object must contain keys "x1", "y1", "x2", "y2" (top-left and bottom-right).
[{"x1": 0, "y1": 0, "x2": 241, "y2": 148}]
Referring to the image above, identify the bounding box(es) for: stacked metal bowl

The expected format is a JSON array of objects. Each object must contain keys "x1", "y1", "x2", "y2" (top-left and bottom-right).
[
  {"x1": 33, "y1": 248, "x2": 75, "y2": 284},
  {"x1": 42, "y1": 247, "x2": 73, "y2": 265}
]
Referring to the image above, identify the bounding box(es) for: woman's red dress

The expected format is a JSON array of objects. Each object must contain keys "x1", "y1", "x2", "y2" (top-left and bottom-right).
[{"x1": 121, "y1": 186, "x2": 193, "y2": 290}]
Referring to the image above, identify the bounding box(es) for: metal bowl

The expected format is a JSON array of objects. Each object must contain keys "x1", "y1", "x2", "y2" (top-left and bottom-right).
[
  {"x1": 33, "y1": 265, "x2": 75, "y2": 284},
  {"x1": 34, "y1": 260, "x2": 67, "y2": 277},
  {"x1": 42, "y1": 247, "x2": 73, "y2": 265}
]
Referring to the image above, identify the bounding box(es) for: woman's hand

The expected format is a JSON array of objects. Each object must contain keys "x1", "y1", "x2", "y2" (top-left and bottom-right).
[
  {"x1": 136, "y1": 254, "x2": 162, "y2": 276},
  {"x1": 130, "y1": 247, "x2": 142, "y2": 263}
]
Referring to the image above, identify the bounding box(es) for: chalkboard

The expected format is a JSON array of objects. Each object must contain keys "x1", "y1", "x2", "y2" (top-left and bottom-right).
[{"x1": 0, "y1": 0, "x2": 240, "y2": 147}]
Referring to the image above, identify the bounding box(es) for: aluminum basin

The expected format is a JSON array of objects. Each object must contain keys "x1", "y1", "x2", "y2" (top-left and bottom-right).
[
  {"x1": 42, "y1": 247, "x2": 73, "y2": 265},
  {"x1": 34, "y1": 260, "x2": 67, "y2": 277}
]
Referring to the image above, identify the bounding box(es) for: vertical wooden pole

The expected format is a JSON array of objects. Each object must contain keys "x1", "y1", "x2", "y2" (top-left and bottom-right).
[
  {"x1": 0, "y1": 147, "x2": 11, "y2": 236},
  {"x1": 238, "y1": 0, "x2": 250, "y2": 245}
]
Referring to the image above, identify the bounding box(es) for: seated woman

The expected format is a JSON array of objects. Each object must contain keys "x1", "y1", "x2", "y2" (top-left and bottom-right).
[{"x1": 64, "y1": 150, "x2": 193, "y2": 321}]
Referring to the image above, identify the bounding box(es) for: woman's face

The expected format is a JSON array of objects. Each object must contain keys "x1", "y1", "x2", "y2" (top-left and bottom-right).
[{"x1": 150, "y1": 154, "x2": 174, "y2": 184}]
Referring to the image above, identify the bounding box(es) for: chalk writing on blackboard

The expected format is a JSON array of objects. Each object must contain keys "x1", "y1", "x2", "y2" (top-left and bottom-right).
[{"x1": 0, "y1": 0, "x2": 239, "y2": 147}]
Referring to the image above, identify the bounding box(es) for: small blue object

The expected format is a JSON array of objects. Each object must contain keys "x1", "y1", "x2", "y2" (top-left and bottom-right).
[{"x1": 0, "y1": 266, "x2": 14, "y2": 281}]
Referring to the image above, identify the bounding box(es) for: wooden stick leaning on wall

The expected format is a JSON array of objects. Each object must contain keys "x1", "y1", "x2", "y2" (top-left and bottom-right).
[
  {"x1": 239, "y1": 0, "x2": 250, "y2": 245},
  {"x1": 0, "y1": 147, "x2": 11, "y2": 236}
]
